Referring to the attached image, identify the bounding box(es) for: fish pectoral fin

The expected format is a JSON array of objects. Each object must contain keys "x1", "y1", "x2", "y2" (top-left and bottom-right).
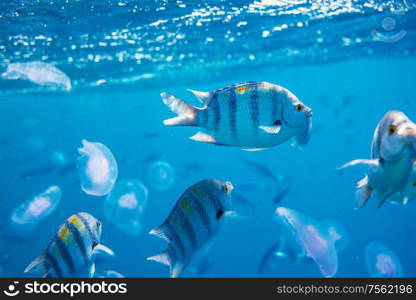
[
  {"x1": 259, "y1": 125, "x2": 281, "y2": 134},
  {"x1": 355, "y1": 176, "x2": 373, "y2": 209},
  {"x1": 190, "y1": 131, "x2": 223, "y2": 145},
  {"x1": 338, "y1": 159, "x2": 379, "y2": 170},
  {"x1": 187, "y1": 89, "x2": 210, "y2": 105},
  {"x1": 24, "y1": 254, "x2": 46, "y2": 274},
  {"x1": 242, "y1": 148, "x2": 268, "y2": 151},
  {"x1": 93, "y1": 244, "x2": 115, "y2": 257}
]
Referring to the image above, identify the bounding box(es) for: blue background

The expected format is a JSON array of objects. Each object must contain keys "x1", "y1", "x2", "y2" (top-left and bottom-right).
[{"x1": 0, "y1": 0, "x2": 415, "y2": 278}]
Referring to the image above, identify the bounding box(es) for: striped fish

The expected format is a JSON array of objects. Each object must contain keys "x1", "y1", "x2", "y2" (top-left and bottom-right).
[
  {"x1": 24, "y1": 212, "x2": 114, "y2": 278},
  {"x1": 339, "y1": 111, "x2": 416, "y2": 209},
  {"x1": 161, "y1": 81, "x2": 312, "y2": 150},
  {"x1": 147, "y1": 179, "x2": 233, "y2": 278},
  {"x1": 371, "y1": 110, "x2": 416, "y2": 160}
]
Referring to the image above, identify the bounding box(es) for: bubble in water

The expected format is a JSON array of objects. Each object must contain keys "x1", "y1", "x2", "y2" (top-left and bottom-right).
[
  {"x1": 275, "y1": 207, "x2": 338, "y2": 278},
  {"x1": 104, "y1": 178, "x2": 148, "y2": 236},
  {"x1": 365, "y1": 242, "x2": 403, "y2": 278},
  {"x1": 320, "y1": 219, "x2": 350, "y2": 252},
  {"x1": 146, "y1": 160, "x2": 175, "y2": 191},
  {"x1": 77, "y1": 139, "x2": 118, "y2": 196},
  {"x1": 10, "y1": 185, "x2": 62, "y2": 230}
]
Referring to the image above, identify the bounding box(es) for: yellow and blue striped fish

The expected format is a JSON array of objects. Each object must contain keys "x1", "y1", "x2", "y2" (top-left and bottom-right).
[
  {"x1": 24, "y1": 212, "x2": 114, "y2": 278},
  {"x1": 161, "y1": 81, "x2": 312, "y2": 151},
  {"x1": 147, "y1": 179, "x2": 233, "y2": 278}
]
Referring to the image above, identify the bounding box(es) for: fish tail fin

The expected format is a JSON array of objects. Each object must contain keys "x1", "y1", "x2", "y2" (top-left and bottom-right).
[
  {"x1": 188, "y1": 89, "x2": 210, "y2": 105},
  {"x1": 161, "y1": 92, "x2": 198, "y2": 126},
  {"x1": 147, "y1": 251, "x2": 171, "y2": 267},
  {"x1": 24, "y1": 254, "x2": 46, "y2": 274},
  {"x1": 355, "y1": 176, "x2": 373, "y2": 209}
]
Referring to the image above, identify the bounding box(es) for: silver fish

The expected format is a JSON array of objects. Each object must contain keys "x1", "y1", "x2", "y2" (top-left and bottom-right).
[
  {"x1": 371, "y1": 110, "x2": 416, "y2": 160},
  {"x1": 258, "y1": 241, "x2": 281, "y2": 274},
  {"x1": 340, "y1": 111, "x2": 416, "y2": 209},
  {"x1": 147, "y1": 179, "x2": 233, "y2": 278},
  {"x1": 390, "y1": 161, "x2": 416, "y2": 205},
  {"x1": 244, "y1": 160, "x2": 293, "y2": 205},
  {"x1": 161, "y1": 81, "x2": 312, "y2": 150},
  {"x1": 258, "y1": 236, "x2": 310, "y2": 275},
  {"x1": 232, "y1": 193, "x2": 256, "y2": 217},
  {"x1": 24, "y1": 213, "x2": 114, "y2": 278}
]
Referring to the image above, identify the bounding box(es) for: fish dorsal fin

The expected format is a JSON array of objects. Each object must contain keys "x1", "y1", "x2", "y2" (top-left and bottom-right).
[
  {"x1": 24, "y1": 254, "x2": 46, "y2": 274},
  {"x1": 149, "y1": 224, "x2": 171, "y2": 242},
  {"x1": 147, "y1": 251, "x2": 171, "y2": 267},
  {"x1": 188, "y1": 89, "x2": 210, "y2": 105},
  {"x1": 259, "y1": 125, "x2": 281, "y2": 134}
]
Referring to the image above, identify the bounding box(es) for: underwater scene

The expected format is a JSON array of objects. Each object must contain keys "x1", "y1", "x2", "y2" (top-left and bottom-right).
[{"x1": 0, "y1": 0, "x2": 415, "y2": 278}]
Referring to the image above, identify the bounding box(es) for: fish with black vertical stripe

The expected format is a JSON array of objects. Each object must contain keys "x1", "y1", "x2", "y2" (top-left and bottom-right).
[
  {"x1": 147, "y1": 179, "x2": 233, "y2": 278},
  {"x1": 161, "y1": 81, "x2": 312, "y2": 150},
  {"x1": 24, "y1": 212, "x2": 114, "y2": 278}
]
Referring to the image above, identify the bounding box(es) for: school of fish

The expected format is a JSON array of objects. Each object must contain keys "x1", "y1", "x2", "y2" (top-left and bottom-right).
[{"x1": 5, "y1": 81, "x2": 414, "y2": 278}]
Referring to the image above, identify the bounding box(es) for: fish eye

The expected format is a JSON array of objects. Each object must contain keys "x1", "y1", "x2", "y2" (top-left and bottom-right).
[
  {"x1": 388, "y1": 125, "x2": 397, "y2": 136},
  {"x1": 222, "y1": 185, "x2": 229, "y2": 193},
  {"x1": 295, "y1": 104, "x2": 303, "y2": 112},
  {"x1": 96, "y1": 221, "x2": 101, "y2": 228},
  {"x1": 413, "y1": 182, "x2": 416, "y2": 188}
]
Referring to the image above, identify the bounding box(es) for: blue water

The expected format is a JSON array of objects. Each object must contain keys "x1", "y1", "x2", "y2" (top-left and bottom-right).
[{"x1": 0, "y1": 0, "x2": 415, "y2": 278}]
